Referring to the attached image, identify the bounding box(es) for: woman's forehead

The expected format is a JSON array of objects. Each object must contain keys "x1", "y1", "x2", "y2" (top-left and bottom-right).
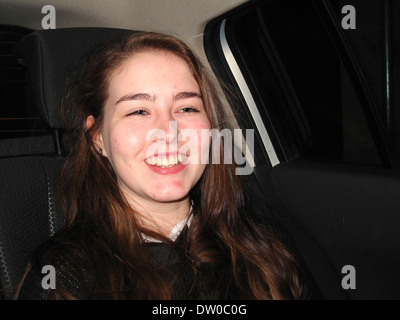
[{"x1": 107, "y1": 51, "x2": 200, "y2": 99}]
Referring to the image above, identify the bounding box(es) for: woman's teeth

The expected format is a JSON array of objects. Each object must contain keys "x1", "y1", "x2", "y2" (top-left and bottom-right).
[{"x1": 145, "y1": 154, "x2": 186, "y2": 167}]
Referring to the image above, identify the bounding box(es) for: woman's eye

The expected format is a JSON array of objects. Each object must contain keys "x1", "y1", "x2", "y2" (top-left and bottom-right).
[
  {"x1": 179, "y1": 107, "x2": 198, "y2": 113},
  {"x1": 128, "y1": 109, "x2": 148, "y2": 116}
]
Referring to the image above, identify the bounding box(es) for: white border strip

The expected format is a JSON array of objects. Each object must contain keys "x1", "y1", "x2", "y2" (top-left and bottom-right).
[{"x1": 219, "y1": 19, "x2": 280, "y2": 167}]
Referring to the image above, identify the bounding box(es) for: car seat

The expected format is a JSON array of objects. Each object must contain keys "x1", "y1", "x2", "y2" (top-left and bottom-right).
[{"x1": 0, "y1": 27, "x2": 131, "y2": 300}]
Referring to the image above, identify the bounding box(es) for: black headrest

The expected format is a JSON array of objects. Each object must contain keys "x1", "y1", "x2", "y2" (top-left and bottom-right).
[{"x1": 14, "y1": 27, "x2": 133, "y2": 129}]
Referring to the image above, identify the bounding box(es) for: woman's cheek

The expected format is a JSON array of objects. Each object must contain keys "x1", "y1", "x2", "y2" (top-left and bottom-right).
[
  {"x1": 109, "y1": 127, "x2": 145, "y2": 160},
  {"x1": 197, "y1": 120, "x2": 212, "y2": 164}
]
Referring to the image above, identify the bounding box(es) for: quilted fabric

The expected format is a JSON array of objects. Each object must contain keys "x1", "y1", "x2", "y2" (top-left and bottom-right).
[{"x1": 0, "y1": 156, "x2": 64, "y2": 299}]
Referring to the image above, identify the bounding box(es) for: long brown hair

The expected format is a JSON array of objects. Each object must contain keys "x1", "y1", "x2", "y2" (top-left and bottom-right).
[{"x1": 19, "y1": 32, "x2": 305, "y2": 299}]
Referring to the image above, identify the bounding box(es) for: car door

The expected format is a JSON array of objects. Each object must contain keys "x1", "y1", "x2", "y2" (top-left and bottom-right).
[{"x1": 204, "y1": 0, "x2": 400, "y2": 299}]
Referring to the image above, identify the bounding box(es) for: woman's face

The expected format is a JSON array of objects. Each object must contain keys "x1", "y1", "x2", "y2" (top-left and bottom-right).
[{"x1": 90, "y1": 51, "x2": 211, "y2": 210}]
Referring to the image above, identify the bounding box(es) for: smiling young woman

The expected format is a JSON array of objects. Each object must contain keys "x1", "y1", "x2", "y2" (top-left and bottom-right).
[
  {"x1": 16, "y1": 31, "x2": 317, "y2": 300},
  {"x1": 87, "y1": 50, "x2": 211, "y2": 235}
]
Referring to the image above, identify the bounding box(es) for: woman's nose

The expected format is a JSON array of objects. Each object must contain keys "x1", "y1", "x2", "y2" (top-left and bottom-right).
[{"x1": 155, "y1": 114, "x2": 178, "y2": 145}]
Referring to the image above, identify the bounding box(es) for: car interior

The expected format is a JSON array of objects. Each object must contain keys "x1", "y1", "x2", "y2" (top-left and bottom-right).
[{"x1": 0, "y1": 0, "x2": 399, "y2": 300}]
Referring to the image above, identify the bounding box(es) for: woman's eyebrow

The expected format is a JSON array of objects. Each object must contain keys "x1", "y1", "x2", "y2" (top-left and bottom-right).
[
  {"x1": 115, "y1": 91, "x2": 202, "y2": 105},
  {"x1": 115, "y1": 93, "x2": 156, "y2": 105},
  {"x1": 173, "y1": 91, "x2": 202, "y2": 101}
]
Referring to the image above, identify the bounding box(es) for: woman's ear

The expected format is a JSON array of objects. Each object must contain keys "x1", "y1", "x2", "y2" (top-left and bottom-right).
[{"x1": 86, "y1": 115, "x2": 106, "y2": 156}]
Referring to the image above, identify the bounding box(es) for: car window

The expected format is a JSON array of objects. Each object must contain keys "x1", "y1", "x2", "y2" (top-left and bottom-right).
[{"x1": 205, "y1": 0, "x2": 400, "y2": 168}]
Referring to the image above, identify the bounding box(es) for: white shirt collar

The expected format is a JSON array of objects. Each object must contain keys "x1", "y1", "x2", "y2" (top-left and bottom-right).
[{"x1": 142, "y1": 213, "x2": 193, "y2": 243}]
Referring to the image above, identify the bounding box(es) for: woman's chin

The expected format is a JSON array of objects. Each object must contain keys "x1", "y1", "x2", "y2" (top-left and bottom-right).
[{"x1": 150, "y1": 189, "x2": 190, "y2": 203}]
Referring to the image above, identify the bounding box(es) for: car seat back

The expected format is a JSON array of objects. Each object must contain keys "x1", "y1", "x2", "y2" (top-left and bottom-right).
[{"x1": 0, "y1": 28, "x2": 131, "y2": 299}]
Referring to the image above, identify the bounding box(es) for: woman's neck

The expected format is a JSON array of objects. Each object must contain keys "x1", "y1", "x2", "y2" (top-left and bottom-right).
[{"x1": 126, "y1": 195, "x2": 191, "y2": 237}]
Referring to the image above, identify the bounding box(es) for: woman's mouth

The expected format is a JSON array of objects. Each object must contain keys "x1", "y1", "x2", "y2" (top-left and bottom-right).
[{"x1": 144, "y1": 154, "x2": 187, "y2": 168}]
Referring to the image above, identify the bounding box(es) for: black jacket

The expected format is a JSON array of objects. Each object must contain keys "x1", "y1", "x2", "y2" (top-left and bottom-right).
[{"x1": 18, "y1": 220, "x2": 323, "y2": 300}]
